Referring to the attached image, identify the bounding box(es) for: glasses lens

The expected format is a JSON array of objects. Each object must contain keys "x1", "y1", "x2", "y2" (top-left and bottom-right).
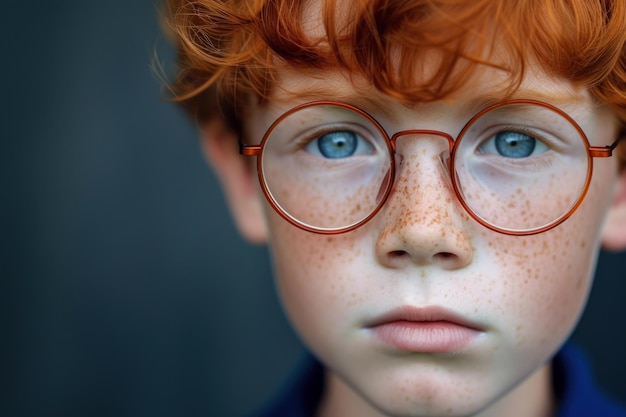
[
  {"x1": 453, "y1": 102, "x2": 590, "y2": 233},
  {"x1": 260, "y1": 104, "x2": 393, "y2": 231}
]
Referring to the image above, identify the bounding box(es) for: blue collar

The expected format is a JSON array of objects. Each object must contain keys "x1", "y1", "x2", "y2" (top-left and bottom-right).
[{"x1": 553, "y1": 343, "x2": 625, "y2": 417}]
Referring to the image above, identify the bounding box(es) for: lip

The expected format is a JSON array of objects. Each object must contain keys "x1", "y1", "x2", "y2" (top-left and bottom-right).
[{"x1": 366, "y1": 306, "x2": 484, "y2": 353}]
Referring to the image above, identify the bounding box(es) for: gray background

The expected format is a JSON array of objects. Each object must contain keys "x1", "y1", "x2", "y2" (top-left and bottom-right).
[{"x1": 3, "y1": 2, "x2": 626, "y2": 416}]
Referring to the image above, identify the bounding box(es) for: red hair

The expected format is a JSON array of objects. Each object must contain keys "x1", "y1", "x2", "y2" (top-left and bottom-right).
[{"x1": 163, "y1": 0, "x2": 626, "y2": 164}]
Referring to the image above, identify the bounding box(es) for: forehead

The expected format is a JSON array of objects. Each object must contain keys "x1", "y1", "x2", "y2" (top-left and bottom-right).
[{"x1": 268, "y1": 65, "x2": 588, "y2": 116}]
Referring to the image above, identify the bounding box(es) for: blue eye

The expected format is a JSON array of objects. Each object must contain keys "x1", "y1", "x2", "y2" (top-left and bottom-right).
[
  {"x1": 479, "y1": 131, "x2": 548, "y2": 158},
  {"x1": 318, "y1": 131, "x2": 357, "y2": 158},
  {"x1": 306, "y1": 131, "x2": 374, "y2": 159},
  {"x1": 495, "y1": 132, "x2": 535, "y2": 158}
]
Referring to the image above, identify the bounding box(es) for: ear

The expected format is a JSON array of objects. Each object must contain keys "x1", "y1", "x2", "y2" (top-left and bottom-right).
[
  {"x1": 601, "y1": 169, "x2": 626, "y2": 251},
  {"x1": 200, "y1": 117, "x2": 268, "y2": 244}
]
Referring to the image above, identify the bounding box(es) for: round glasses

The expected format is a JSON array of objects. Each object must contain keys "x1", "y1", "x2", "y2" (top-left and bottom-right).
[{"x1": 240, "y1": 100, "x2": 622, "y2": 235}]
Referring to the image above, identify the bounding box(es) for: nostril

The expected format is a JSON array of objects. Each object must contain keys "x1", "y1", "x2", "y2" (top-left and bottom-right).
[
  {"x1": 433, "y1": 252, "x2": 460, "y2": 266},
  {"x1": 384, "y1": 249, "x2": 461, "y2": 269},
  {"x1": 384, "y1": 249, "x2": 413, "y2": 268},
  {"x1": 389, "y1": 250, "x2": 408, "y2": 259}
]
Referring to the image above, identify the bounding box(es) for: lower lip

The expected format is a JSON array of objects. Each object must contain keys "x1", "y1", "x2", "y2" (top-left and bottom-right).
[{"x1": 370, "y1": 321, "x2": 480, "y2": 353}]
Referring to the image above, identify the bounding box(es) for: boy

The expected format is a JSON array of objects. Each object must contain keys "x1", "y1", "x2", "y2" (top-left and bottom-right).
[{"x1": 162, "y1": 0, "x2": 626, "y2": 416}]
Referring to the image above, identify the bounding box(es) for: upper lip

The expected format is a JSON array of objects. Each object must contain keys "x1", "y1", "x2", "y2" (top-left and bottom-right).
[{"x1": 365, "y1": 305, "x2": 484, "y2": 331}]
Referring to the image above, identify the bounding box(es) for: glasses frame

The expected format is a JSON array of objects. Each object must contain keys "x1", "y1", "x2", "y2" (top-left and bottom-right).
[{"x1": 240, "y1": 99, "x2": 623, "y2": 236}]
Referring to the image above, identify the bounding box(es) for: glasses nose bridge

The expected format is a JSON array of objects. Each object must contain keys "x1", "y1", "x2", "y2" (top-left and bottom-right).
[
  {"x1": 387, "y1": 128, "x2": 457, "y2": 193},
  {"x1": 389, "y1": 129, "x2": 456, "y2": 172},
  {"x1": 389, "y1": 129, "x2": 456, "y2": 153}
]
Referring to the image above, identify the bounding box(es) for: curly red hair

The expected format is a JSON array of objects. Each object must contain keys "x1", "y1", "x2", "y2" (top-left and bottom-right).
[{"x1": 162, "y1": 0, "x2": 626, "y2": 165}]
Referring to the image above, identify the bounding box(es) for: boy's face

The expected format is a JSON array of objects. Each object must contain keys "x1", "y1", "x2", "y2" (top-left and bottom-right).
[{"x1": 236, "y1": 61, "x2": 621, "y2": 416}]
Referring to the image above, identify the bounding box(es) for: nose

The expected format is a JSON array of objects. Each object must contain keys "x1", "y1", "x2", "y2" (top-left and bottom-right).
[{"x1": 375, "y1": 133, "x2": 473, "y2": 270}]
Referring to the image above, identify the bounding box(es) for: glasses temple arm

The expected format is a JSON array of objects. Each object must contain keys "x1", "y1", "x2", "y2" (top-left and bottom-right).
[
  {"x1": 240, "y1": 143, "x2": 262, "y2": 156},
  {"x1": 589, "y1": 135, "x2": 623, "y2": 158}
]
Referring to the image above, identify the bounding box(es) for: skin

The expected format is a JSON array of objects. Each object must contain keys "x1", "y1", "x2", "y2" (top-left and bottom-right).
[{"x1": 201, "y1": 44, "x2": 626, "y2": 417}]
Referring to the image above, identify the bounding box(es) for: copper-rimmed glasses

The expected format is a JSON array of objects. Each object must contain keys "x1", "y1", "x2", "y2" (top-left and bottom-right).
[{"x1": 240, "y1": 99, "x2": 622, "y2": 235}]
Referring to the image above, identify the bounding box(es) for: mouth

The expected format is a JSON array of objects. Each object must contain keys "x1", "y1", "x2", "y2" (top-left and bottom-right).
[{"x1": 365, "y1": 306, "x2": 484, "y2": 353}]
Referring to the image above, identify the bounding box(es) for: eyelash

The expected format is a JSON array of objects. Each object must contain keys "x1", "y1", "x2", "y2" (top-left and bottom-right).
[
  {"x1": 292, "y1": 124, "x2": 379, "y2": 151},
  {"x1": 475, "y1": 125, "x2": 564, "y2": 152}
]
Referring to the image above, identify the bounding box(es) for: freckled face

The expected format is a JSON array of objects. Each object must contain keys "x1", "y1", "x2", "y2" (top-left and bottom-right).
[{"x1": 245, "y1": 70, "x2": 620, "y2": 416}]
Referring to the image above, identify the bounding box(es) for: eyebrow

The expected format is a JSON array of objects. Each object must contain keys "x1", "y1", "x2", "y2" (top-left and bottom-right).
[
  {"x1": 464, "y1": 88, "x2": 586, "y2": 114},
  {"x1": 273, "y1": 85, "x2": 396, "y2": 116}
]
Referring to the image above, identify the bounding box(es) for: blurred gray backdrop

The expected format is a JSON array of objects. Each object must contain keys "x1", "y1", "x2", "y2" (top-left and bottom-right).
[{"x1": 3, "y1": 2, "x2": 625, "y2": 416}]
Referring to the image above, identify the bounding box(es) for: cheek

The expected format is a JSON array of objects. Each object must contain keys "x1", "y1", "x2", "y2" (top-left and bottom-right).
[
  {"x1": 485, "y1": 231, "x2": 593, "y2": 348},
  {"x1": 482, "y1": 167, "x2": 613, "y2": 349},
  {"x1": 265, "y1": 214, "x2": 367, "y2": 346}
]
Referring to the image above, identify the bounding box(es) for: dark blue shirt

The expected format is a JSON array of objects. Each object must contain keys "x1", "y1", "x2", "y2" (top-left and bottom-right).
[{"x1": 253, "y1": 344, "x2": 625, "y2": 417}]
